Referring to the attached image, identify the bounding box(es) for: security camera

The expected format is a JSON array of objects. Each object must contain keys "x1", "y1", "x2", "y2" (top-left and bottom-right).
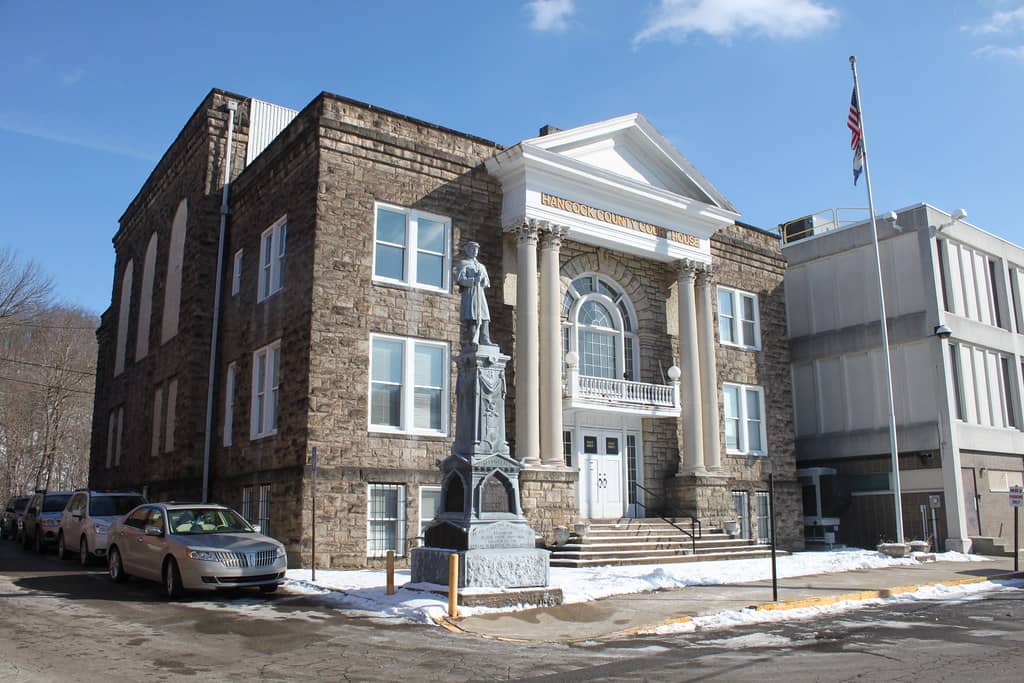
[{"x1": 951, "y1": 208, "x2": 967, "y2": 222}]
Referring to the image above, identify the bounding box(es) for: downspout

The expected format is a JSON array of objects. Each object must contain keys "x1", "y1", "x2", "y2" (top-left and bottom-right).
[{"x1": 202, "y1": 100, "x2": 238, "y2": 503}]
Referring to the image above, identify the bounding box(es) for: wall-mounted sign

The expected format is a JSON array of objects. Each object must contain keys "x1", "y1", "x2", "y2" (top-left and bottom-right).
[{"x1": 540, "y1": 193, "x2": 700, "y2": 248}]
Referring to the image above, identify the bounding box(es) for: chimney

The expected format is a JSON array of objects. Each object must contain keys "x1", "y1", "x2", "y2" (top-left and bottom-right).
[{"x1": 538, "y1": 124, "x2": 562, "y2": 137}]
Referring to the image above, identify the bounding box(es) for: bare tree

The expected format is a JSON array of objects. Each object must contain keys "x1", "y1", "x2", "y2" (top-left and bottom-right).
[
  {"x1": 0, "y1": 247, "x2": 53, "y2": 323},
  {"x1": 0, "y1": 250, "x2": 95, "y2": 500}
]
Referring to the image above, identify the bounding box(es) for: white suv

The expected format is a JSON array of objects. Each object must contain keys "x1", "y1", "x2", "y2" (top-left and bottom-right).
[{"x1": 58, "y1": 490, "x2": 146, "y2": 565}]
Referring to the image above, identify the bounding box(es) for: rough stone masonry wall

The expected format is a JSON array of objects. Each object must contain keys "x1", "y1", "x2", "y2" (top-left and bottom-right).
[
  {"x1": 305, "y1": 94, "x2": 505, "y2": 567},
  {"x1": 90, "y1": 90, "x2": 249, "y2": 502},
  {"x1": 210, "y1": 96, "x2": 322, "y2": 557},
  {"x1": 707, "y1": 223, "x2": 802, "y2": 549}
]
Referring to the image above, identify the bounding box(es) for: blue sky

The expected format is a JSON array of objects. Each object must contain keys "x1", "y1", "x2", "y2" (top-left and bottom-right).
[{"x1": 2, "y1": 1, "x2": 1022, "y2": 315}]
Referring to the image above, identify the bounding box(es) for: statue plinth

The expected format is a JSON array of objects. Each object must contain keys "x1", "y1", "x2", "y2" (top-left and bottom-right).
[{"x1": 411, "y1": 343, "x2": 550, "y2": 589}]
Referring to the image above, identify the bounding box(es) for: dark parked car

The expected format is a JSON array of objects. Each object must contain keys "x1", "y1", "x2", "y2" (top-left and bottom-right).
[
  {"x1": 2, "y1": 496, "x2": 29, "y2": 541},
  {"x1": 21, "y1": 491, "x2": 74, "y2": 553}
]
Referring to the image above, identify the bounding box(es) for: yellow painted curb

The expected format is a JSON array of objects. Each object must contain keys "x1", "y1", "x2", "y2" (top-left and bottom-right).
[{"x1": 752, "y1": 574, "x2": 999, "y2": 612}]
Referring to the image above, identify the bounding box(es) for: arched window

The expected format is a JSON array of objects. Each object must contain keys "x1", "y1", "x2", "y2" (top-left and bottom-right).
[
  {"x1": 114, "y1": 260, "x2": 133, "y2": 376},
  {"x1": 135, "y1": 233, "x2": 158, "y2": 361},
  {"x1": 161, "y1": 198, "x2": 187, "y2": 344},
  {"x1": 562, "y1": 274, "x2": 638, "y2": 380}
]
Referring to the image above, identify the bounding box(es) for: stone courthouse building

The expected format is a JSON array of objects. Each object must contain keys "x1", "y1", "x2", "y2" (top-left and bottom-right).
[{"x1": 90, "y1": 88, "x2": 802, "y2": 567}]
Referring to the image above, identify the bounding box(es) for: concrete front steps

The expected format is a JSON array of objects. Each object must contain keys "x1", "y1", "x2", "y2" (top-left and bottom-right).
[{"x1": 550, "y1": 518, "x2": 786, "y2": 568}]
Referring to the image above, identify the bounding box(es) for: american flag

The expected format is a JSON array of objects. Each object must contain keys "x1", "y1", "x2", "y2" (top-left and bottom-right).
[{"x1": 848, "y1": 87, "x2": 864, "y2": 185}]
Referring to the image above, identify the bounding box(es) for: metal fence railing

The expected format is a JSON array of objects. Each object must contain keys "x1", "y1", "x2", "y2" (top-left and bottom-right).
[{"x1": 778, "y1": 208, "x2": 869, "y2": 246}]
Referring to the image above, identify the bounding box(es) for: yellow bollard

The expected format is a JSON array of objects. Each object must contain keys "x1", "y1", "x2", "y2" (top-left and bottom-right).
[
  {"x1": 386, "y1": 550, "x2": 395, "y2": 595},
  {"x1": 448, "y1": 552, "x2": 459, "y2": 619}
]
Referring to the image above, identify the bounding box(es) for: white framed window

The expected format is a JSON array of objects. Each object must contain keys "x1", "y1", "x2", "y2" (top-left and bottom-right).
[
  {"x1": 241, "y1": 485, "x2": 253, "y2": 522},
  {"x1": 562, "y1": 274, "x2": 638, "y2": 380},
  {"x1": 258, "y1": 483, "x2": 271, "y2": 535},
  {"x1": 224, "y1": 363, "x2": 236, "y2": 447},
  {"x1": 251, "y1": 341, "x2": 281, "y2": 439},
  {"x1": 755, "y1": 491, "x2": 772, "y2": 544},
  {"x1": 723, "y1": 383, "x2": 767, "y2": 455},
  {"x1": 231, "y1": 249, "x2": 242, "y2": 296},
  {"x1": 369, "y1": 335, "x2": 448, "y2": 435},
  {"x1": 419, "y1": 485, "x2": 441, "y2": 538},
  {"x1": 257, "y1": 217, "x2": 287, "y2": 302},
  {"x1": 368, "y1": 483, "x2": 406, "y2": 557},
  {"x1": 372, "y1": 203, "x2": 451, "y2": 291},
  {"x1": 717, "y1": 286, "x2": 761, "y2": 349}
]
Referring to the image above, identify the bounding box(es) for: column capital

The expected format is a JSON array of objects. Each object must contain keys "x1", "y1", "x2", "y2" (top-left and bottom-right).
[
  {"x1": 695, "y1": 266, "x2": 714, "y2": 288},
  {"x1": 514, "y1": 220, "x2": 541, "y2": 245},
  {"x1": 539, "y1": 224, "x2": 568, "y2": 250}
]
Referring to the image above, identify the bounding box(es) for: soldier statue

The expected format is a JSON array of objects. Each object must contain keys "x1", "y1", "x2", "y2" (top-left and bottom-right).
[{"x1": 455, "y1": 241, "x2": 492, "y2": 346}]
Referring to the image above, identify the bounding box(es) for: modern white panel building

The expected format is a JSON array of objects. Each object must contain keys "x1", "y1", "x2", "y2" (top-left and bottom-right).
[{"x1": 782, "y1": 204, "x2": 1024, "y2": 554}]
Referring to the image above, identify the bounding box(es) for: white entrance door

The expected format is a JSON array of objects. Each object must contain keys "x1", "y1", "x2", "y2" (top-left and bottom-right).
[{"x1": 580, "y1": 431, "x2": 624, "y2": 519}]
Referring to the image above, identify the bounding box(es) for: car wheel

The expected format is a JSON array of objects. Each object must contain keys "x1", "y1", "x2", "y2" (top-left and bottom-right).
[
  {"x1": 57, "y1": 532, "x2": 70, "y2": 560},
  {"x1": 79, "y1": 536, "x2": 90, "y2": 566},
  {"x1": 163, "y1": 558, "x2": 184, "y2": 600},
  {"x1": 259, "y1": 584, "x2": 278, "y2": 594},
  {"x1": 108, "y1": 546, "x2": 128, "y2": 583},
  {"x1": 33, "y1": 530, "x2": 43, "y2": 554}
]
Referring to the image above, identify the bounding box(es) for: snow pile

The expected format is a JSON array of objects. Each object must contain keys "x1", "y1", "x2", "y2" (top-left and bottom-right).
[{"x1": 283, "y1": 549, "x2": 985, "y2": 624}]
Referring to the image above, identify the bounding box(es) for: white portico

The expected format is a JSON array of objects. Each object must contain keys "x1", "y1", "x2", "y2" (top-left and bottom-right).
[{"x1": 485, "y1": 114, "x2": 739, "y2": 519}]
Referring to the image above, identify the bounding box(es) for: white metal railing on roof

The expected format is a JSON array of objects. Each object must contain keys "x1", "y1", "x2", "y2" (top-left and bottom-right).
[{"x1": 778, "y1": 208, "x2": 869, "y2": 246}]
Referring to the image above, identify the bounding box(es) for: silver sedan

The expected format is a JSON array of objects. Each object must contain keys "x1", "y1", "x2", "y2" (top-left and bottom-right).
[{"x1": 107, "y1": 502, "x2": 287, "y2": 598}]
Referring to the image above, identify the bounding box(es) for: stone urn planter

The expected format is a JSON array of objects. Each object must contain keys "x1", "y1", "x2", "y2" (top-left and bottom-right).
[
  {"x1": 723, "y1": 520, "x2": 740, "y2": 537},
  {"x1": 877, "y1": 542, "x2": 910, "y2": 558},
  {"x1": 553, "y1": 525, "x2": 571, "y2": 546},
  {"x1": 573, "y1": 522, "x2": 589, "y2": 537},
  {"x1": 909, "y1": 540, "x2": 931, "y2": 554}
]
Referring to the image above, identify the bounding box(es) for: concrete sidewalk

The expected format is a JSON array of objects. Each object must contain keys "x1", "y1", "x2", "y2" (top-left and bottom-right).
[{"x1": 444, "y1": 557, "x2": 1020, "y2": 643}]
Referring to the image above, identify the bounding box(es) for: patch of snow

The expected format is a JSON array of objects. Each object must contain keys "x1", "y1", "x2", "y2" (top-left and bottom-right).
[
  {"x1": 280, "y1": 549, "x2": 997, "y2": 625},
  {"x1": 701, "y1": 633, "x2": 795, "y2": 648}
]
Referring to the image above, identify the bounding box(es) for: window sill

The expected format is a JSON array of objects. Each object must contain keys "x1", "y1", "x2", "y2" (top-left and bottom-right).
[
  {"x1": 726, "y1": 449, "x2": 767, "y2": 458},
  {"x1": 369, "y1": 426, "x2": 449, "y2": 439},
  {"x1": 371, "y1": 277, "x2": 451, "y2": 296},
  {"x1": 250, "y1": 430, "x2": 278, "y2": 441},
  {"x1": 720, "y1": 341, "x2": 761, "y2": 352},
  {"x1": 256, "y1": 287, "x2": 284, "y2": 304}
]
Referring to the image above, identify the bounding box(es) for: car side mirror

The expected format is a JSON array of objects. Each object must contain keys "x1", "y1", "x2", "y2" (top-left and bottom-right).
[{"x1": 144, "y1": 526, "x2": 164, "y2": 537}]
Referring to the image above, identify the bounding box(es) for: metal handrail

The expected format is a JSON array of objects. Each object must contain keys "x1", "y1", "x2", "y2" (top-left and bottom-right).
[
  {"x1": 778, "y1": 207, "x2": 869, "y2": 245},
  {"x1": 632, "y1": 482, "x2": 701, "y2": 555}
]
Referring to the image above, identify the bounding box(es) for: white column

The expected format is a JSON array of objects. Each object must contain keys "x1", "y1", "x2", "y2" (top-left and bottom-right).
[
  {"x1": 696, "y1": 267, "x2": 722, "y2": 473},
  {"x1": 676, "y1": 260, "x2": 705, "y2": 476},
  {"x1": 515, "y1": 221, "x2": 541, "y2": 467},
  {"x1": 539, "y1": 225, "x2": 566, "y2": 467}
]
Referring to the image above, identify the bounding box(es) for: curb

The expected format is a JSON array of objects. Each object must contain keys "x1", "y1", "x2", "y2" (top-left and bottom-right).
[{"x1": 443, "y1": 572, "x2": 1024, "y2": 643}]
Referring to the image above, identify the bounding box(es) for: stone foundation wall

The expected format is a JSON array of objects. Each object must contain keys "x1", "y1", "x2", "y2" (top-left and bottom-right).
[{"x1": 520, "y1": 468, "x2": 578, "y2": 544}]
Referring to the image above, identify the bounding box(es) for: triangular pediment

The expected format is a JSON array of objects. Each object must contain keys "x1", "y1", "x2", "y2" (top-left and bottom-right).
[{"x1": 523, "y1": 114, "x2": 737, "y2": 213}]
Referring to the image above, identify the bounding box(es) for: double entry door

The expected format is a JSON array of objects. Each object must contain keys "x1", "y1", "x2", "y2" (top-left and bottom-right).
[{"x1": 579, "y1": 430, "x2": 624, "y2": 519}]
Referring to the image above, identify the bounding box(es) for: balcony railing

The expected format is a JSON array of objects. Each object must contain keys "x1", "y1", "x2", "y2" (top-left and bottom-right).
[{"x1": 564, "y1": 362, "x2": 680, "y2": 417}]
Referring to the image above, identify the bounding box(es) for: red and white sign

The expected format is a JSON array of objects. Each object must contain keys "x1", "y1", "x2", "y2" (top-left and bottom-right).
[{"x1": 1010, "y1": 485, "x2": 1024, "y2": 508}]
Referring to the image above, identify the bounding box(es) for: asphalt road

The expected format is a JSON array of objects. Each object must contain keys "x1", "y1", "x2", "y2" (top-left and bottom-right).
[{"x1": 1, "y1": 539, "x2": 1022, "y2": 682}]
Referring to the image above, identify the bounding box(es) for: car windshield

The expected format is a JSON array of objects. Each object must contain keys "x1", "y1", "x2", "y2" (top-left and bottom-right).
[
  {"x1": 167, "y1": 508, "x2": 253, "y2": 535},
  {"x1": 41, "y1": 495, "x2": 71, "y2": 513},
  {"x1": 14, "y1": 499, "x2": 27, "y2": 513},
  {"x1": 89, "y1": 495, "x2": 145, "y2": 516}
]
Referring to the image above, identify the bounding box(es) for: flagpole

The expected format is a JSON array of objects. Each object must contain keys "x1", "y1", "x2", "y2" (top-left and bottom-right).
[{"x1": 850, "y1": 55, "x2": 905, "y2": 544}]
